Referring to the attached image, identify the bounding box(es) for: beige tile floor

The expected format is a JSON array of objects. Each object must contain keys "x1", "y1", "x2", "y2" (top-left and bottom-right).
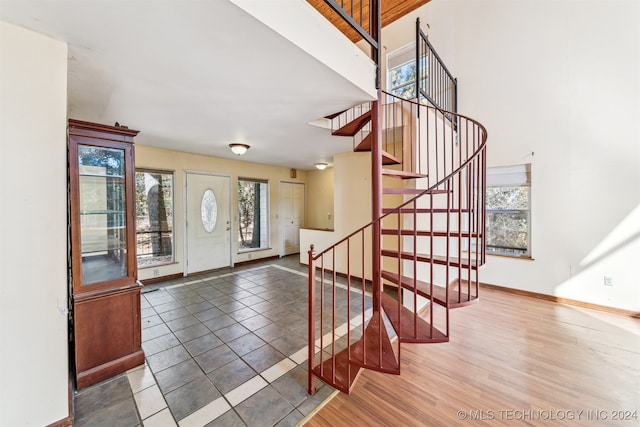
[{"x1": 74, "y1": 256, "x2": 368, "y2": 426}]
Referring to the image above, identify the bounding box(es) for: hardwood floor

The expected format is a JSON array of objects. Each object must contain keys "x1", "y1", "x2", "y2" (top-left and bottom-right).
[{"x1": 304, "y1": 288, "x2": 640, "y2": 426}]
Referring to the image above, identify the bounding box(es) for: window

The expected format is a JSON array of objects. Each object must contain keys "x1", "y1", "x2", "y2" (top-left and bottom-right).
[
  {"x1": 485, "y1": 164, "x2": 531, "y2": 257},
  {"x1": 238, "y1": 178, "x2": 269, "y2": 251},
  {"x1": 135, "y1": 169, "x2": 174, "y2": 267},
  {"x1": 387, "y1": 43, "x2": 418, "y2": 99}
]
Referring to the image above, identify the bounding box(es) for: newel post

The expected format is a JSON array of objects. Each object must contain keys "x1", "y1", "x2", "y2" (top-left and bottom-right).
[{"x1": 307, "y1": 244, "x2": 316, "y2": 395}]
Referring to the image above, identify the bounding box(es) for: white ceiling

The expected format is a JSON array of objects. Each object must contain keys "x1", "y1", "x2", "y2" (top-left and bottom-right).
[{"x1": 0, "y1": 0, "x2": 375, "y2": 170}]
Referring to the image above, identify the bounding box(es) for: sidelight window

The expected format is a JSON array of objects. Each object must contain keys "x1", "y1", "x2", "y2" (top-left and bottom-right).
[
  {"x1": 135, "y1": 169, "x2": 174, "y2": 267},
  {"x1": 238, "y1": 178, "x2": 269, "y2": 251}
]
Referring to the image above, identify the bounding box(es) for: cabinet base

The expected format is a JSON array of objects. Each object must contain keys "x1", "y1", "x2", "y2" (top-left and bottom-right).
[{"x1": 76, "y1": 350, "x2": 144, "y2": 390}]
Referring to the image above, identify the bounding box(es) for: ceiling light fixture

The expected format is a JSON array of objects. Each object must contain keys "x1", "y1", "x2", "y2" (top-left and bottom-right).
[
  {"x1": 229, "y1": 143, "x2": 250, "y2": 156},
  {"x1": 314, "y1": 162, "x2": 328, "y2": 170}
]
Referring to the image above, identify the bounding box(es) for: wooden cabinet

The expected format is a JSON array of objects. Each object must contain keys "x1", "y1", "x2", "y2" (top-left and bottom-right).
[{"x1": 68, "y1": 119, "x2": 144, "y2": 389}]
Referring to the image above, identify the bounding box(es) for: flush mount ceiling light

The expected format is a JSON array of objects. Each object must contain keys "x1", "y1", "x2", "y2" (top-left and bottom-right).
[
  {"x1": 229, "y1": 143, "x2": 250, "y2": 156},
  {"x1": 314, "y1": 162, "x2": 328, "y2": 170}
]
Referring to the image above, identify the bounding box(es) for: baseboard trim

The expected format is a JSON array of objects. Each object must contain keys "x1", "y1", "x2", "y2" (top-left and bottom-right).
[
  {"x1": 46, "y1": 416, "x2": 73, "y2": 427},
  {"x1": 140, "y1": 255, "x2": 283, "y2": 285},
  {"x1": 235, "y1": 255, "x2": 279, "y2": 267},
  {"x1": 335, "y1": 271, "x2": 373, "y2": 287},
  {"x1": 480, "y1": 282, "x2": 640, "y2": 318},
  {"x1": 140, "y1": 273, "x2": 183, "y2": 285}
]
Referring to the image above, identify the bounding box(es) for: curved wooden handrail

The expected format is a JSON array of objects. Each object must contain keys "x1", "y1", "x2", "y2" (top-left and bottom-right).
[{"x1": 311, "y1": 91, "x2": 487, "y2": 261}]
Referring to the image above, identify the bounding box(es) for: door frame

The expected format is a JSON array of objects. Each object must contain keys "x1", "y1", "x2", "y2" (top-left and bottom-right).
[
  {"x1": 183, "y1": 170, "x2": 234, "y2": 275},
  {"x1": 279, "y1": 180, "x2": 306, "y2": 257}
]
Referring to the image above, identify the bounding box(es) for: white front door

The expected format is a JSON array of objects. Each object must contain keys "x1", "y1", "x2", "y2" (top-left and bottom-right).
[
  {"x1": 185, "y1": 173, "x2": 231, "y2": 274},
  {"x1": 280, "y1": 181, "x2": 305, "y2": 256}
]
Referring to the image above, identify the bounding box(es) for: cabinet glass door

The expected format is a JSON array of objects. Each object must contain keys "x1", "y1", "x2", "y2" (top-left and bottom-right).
[{"x1": 78, "y1": 145, "x2": 128, "y2": 285}]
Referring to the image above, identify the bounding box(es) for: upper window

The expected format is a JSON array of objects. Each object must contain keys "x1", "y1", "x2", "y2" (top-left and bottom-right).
[
  {"x1": 135, "y1": 169, "x2": 174, "y2": 267},
  {"x1": 238, "y1": 178, "x2": 269, "y2": 251},
  {"x1": 387, "y1": 43, "x2": 418, "y2": 99},
  {"x1": 485, "y1": 164, "x2": 531, "y2": 258}
]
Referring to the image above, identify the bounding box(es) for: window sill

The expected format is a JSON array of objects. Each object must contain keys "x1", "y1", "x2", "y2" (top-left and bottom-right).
[
  {"x1": 486, "y1": 253, "x2": 535, "y2": 261},
  {"x1": 462, "y1": 250, "x2": 535, "y2": 261},
  {"x1": 137, "y1": 261, "x2": 179, "y2": 270},
  {"x1": 238, "y1": 247, "x2": 272, "y2": 254}
]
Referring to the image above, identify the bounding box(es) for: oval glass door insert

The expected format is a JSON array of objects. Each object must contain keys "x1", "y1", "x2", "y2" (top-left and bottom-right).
[{"x1": 201, "y1": 189, "x2": 218, "y2": 232}]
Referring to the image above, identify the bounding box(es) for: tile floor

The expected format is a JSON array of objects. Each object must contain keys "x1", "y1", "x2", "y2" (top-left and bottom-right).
[{"x1": 73, "y1": 256, "x2": 369, "y2": 427}]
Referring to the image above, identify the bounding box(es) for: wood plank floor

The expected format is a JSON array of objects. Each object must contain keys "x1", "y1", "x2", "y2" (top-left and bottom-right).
[{"x1": 304, "y1": 288, "x2": 640, "y2": 426}]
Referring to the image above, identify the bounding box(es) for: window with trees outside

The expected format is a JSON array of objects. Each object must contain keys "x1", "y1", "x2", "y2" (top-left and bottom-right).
[
  {"x1": 388, "y1": 42, "x2": 417, "y2": 99},
  {"x1": 485, "y1": 164, "x2": 531, "y2": 257},
  {"x1": 238, "y1": 178, "x2": 269, "y2": 251},
  {"x1": 135, "y1": 169, "x2": 174, "y2": 267}
]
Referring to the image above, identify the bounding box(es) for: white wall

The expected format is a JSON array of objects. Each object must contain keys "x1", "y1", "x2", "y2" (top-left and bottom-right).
[
  {"x1": 300, "y1": 151, "x2": 372, "y2": 276},
  {"x1": 0, "y1": 22, "x2": 69, "y2": 426},
  {"x1": 231, "y1": 0, "x2": 377, "y2": 99},
  {"x1": 306, "y1": 168, "x2": 335, "y2": 230},
  {"x1": 384, "y1": 0, "x2": 640, "y2": 311}
]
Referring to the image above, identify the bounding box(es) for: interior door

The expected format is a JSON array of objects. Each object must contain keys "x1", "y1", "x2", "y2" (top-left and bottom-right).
[
  {"x1": 280, "y1": 181, "x2": 305, "y2": 256},
  {"x1": 186, "y1": 173, "x2": 231, "y2": 274}
]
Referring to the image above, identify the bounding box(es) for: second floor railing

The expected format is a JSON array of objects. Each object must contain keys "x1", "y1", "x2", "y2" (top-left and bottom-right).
[
  {"x1": 416, "y1": 18, "x2": 457, "y2": 114},
  {"x1": 314, "y1": 0, "x2": 381, "y2": 86}
]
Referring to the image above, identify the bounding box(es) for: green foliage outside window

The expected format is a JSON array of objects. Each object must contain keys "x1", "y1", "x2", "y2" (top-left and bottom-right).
[{"x1": 390, "y1": 62, "x2": 417, "y2": 99}]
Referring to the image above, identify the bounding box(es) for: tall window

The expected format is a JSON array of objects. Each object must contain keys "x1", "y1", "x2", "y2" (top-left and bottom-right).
[
  {"x1": 238, "y1": 178, "x2": 269, "y2": 251},
  {"x1": 135, "y1": 169, "x2": 174, "y2": 267},
  {"x1": 485, "y1": 164, "x2": 531, "y2": 257},
  {"x1": 387, "y1": 42, "x2": 418, "y2": 99}
]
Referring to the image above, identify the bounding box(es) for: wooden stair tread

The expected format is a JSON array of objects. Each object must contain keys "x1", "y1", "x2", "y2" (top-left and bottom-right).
[
  {"x1": 333, "y1": 110, "x2": 372, "y2": 136},
  {"x1": 380, "y1": 293, "x2": 448, "y2": 343},
  {"x1": 312, "y1": 348, "x2": 363, "y2": 394},
  {"x1": 354, "y1": 133, "x2": 372, "y2": 151},
  {"x1": 381, "y1": 151, "x2": 401, "y2": 166},
  {"x1": 381, "y1": 229, "x2": 481, "y2": 238},
  {"x1": 382, "y1": 188, "x2": 450, "y2": 195},
  {"x1": 381, "y1": 271, "x2": 478, "y2": 308},
  {"x1": 381, "y1": 169, "x2": 428, "y2": 179},
  {"x1": 380, "y1": 250, "x2": 479, "y2": 269},
  {"x1": 354, "y1": 134, "x2": 401, "y2": 165},
  {"x1": 324, "y1": 110, "x2": 346, "y2": 120},
  {"x1": 383, "y1": 188, "x2": 426, "y2": 195},
  {"x1": 448, "y1": 279, "x2": 480, "y2": 307},
  {"x1": 349, "y1": 311, "x2": 400, "y2": 374},
  {"x1": 382, "y1": 208, "x2": 472, "y2": 214}
]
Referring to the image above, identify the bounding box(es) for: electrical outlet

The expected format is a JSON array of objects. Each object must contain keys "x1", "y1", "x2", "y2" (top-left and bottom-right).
[
  {"x1": 153, "y1": 268, "x2": 159, "y2": 277},
  {"x1": 604, "y1": 276, "x2": 613, "y2": 286}
]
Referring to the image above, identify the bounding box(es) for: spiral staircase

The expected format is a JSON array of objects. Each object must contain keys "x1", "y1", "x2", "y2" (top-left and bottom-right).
[
  {"x1": 305, "y1": 0, "x2": 487, "y2": 395},
  {"x1": 306, "y1": 90, "x2": 487, "y2": 393}
]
